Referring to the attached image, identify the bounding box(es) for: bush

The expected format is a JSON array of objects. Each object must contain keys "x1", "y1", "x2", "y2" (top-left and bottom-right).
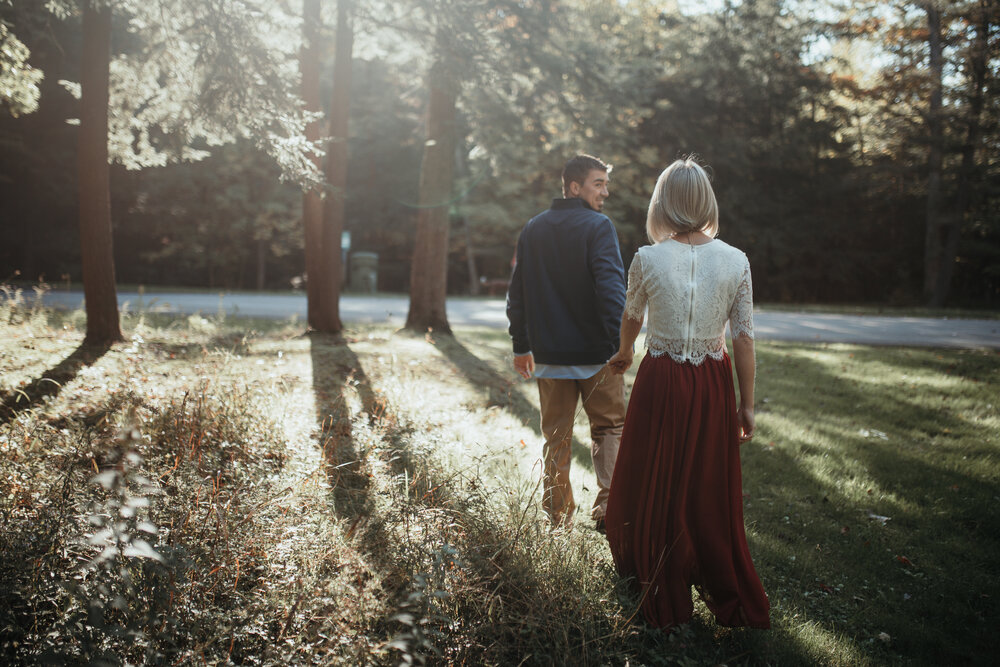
[{"x1": 0, "y1": 383, "x2": 291, "y2": 664}]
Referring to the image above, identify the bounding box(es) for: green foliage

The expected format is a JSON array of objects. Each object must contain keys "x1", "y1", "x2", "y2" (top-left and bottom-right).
[
  {"x1": 831, "y1": 0, "x2": 1000, "y2": 304},
  {"x1": 51, "y1": 419, "x2": 171, "y2": 665},
  {"x1": 0, "y1": 323, "x2": 294, "y2": 664},
  {"x1": 1, "y1": 0, "x2": 999, "y2": 302},
  {"x1": 386, "y1": 544, "x2": 461, "y2": 665},
  {"x1": 344, "y1": 57, "x2": 424, "y2": 288},
  {"x1": 116, "y1": 139, "x2": 304, "y2": 289},
  {"x1": 0, "y1": 20, "x2": 43, "y2": 116},
  {"x1": 100, "y1": 0, "x2": 318, "y2": 183}
]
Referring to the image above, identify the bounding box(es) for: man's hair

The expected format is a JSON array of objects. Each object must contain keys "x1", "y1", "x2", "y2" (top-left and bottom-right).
[
  {"x1": 562, "y1": 154, "x2": 611, "y2": 194},
  {"x1": 646, "y1": 157, "x2": 719, "y2": 243}
]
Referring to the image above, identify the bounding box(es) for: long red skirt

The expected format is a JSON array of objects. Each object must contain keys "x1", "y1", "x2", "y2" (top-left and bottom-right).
[{"x1": 605, "y1": 351, "x2": 770, "y2": 630}]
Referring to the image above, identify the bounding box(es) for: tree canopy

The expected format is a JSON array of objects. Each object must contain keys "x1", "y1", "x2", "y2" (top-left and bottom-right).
[{"x1": 1, "y1": 0, "x2": 997, "y2": 307}]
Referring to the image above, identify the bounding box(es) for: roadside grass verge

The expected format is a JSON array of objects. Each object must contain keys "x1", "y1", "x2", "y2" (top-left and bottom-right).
[
  {"x1": 756, "y1": 302, "x2": 1000, "y2": 320},
  {"x1": 1, "y1": 294, "x2": 997, "y2": 665}
]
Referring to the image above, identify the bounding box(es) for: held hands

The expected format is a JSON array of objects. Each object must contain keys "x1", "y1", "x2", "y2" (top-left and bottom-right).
[
  {"x1": 513, "y1": 353, "x2": 535, "y2": 380},
  {"x1": 737, "y1": 406, "x2": 755, "y2": 444},
  {"x1": 607, "y1": 348, "x2": 634, "y2": 375}
]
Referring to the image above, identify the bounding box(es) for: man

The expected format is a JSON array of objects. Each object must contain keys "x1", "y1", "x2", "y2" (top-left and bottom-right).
[{"x1": 506, "y1": 154, "x2": 627, "y2": 531}]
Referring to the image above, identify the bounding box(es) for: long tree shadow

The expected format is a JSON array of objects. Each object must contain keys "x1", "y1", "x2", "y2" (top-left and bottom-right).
[
  {"x1": 0, "y1": 340, "x2": 112, "y2": 425},
  {"x1": 427, "y1": 331, "x2": 595, "y2": 472},
  {"x1": 308, "y1": 332, "x2": 380, "y2": 518}
]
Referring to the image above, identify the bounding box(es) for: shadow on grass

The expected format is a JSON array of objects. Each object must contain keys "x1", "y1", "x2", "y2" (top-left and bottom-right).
[
  {"x1": 0, "y1": 340, "x2": 112, "y2": 425},
  {"x1": 428, "y1": 331, "x2": 596, "y2": 472},
  {"x1": 739, "y1": 342, "x2": 1000, "y2": 665},
  {"x1": 308, "y1": 332, "x2": 379, "y2": 518}
]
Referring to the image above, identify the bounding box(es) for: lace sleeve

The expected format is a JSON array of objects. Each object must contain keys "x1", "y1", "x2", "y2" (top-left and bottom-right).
[
  {"x1": 624, "y1": 253, "x2": 647, "y2": 321},
  {"x1": 729, "y1": 257, "x2": 754, "y2": 339}
]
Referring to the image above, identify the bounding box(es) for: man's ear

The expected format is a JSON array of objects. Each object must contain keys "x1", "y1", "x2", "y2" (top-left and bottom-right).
[{"x1": 567, "y1": 180, "x2": 581, "y2": 197}]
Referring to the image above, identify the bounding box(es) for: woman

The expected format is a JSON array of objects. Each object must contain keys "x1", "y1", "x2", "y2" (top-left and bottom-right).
[{"x1": 605, "y1": 158, "x2": 769, "y2": 630}]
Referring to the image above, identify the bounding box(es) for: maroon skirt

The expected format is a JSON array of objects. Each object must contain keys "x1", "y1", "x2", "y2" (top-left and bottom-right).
[{"x1": 605, "y1": 351, "x2": 770, "y2": 630}]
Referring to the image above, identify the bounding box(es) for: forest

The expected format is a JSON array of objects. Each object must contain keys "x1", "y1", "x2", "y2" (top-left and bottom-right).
[
  {"x1": 1, "y1": 0, "x2": 997, "y2": 325},
  {"x1": 2, "y1": 2, "x2": 1000, "y2": 665}
]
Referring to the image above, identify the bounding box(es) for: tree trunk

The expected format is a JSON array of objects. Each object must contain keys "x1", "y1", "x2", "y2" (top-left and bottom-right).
[
  {"x1": 931, "y1": 1, "x2": 989, "y2": 307},
  {"x1": 922, "y1": 4, "x2": 946, "y2": 304},
  {"x1": 300, "y1": 0, "x2": 328, "y2": 330},
  {"x1": 318, "y1": 0, "x2": 354, "y2": 333},
  {"x1": 78, "y1": 1, "x2": 122, "y2": 345},
  {"x1": 405, "y1": 60, "x2": 457, "y2": 333}
]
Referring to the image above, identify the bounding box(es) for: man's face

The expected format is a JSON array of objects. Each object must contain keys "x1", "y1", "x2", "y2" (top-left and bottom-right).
[{"x1": 568, "y1": 169, "x2": 610, "y2": 211}]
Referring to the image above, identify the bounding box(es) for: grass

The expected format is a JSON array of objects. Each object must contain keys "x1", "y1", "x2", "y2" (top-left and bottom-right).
[
  {"x1": 1, "y1": 286, "x2": 997, "y2": 665},
  {"x1": 755, "y1": 302, "x2": 1000, "y2": 320}
]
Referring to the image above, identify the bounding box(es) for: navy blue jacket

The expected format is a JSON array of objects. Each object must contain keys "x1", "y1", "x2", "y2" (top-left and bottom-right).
[{"x1": 506, "y1": 198, "x2": 626, "y2": 365}]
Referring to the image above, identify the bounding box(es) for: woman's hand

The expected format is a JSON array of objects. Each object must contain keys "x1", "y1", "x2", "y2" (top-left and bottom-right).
[
  {"x1": 607, "y1": 348, "x2": 634, "y2": 375},
  {"x1": 737, "y1": 406, "x2": 755, "y2": 444}
]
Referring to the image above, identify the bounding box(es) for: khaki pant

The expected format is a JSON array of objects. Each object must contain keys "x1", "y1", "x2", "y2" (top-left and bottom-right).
[{"x1": 537, "y1": 368, "x2": 625, "y2": 526}]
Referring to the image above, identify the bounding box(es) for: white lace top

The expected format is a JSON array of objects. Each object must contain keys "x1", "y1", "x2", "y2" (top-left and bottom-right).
[{"x1": 624, "y1": 239, "x2": 754, "y2": 365}]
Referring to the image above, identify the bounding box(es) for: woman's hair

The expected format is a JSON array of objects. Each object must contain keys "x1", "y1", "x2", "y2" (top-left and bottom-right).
[{"x1": 645, "y1": 158, "x2": 719, "y2": 243}]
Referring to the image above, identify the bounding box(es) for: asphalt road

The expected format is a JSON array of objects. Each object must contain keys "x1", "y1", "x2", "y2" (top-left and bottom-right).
[{"x1": 33, "y1": 290, "x2": 1000, "y2": 350}]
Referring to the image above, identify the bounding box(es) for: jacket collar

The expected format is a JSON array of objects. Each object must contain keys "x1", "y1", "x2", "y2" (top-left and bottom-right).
[{"x1": 551, "y1": 197, "x2": 592, "y2": 211}]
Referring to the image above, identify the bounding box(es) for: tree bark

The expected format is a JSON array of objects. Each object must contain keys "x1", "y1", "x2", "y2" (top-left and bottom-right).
[
  {"x1": 300, "y1": 0, "x2": 328, "y2": 330},
  {"x1": 78, "y1": 1, "x2": 122, "y2": 345},
  {"x1": 405, "y1": 59, "x2": 457, "y2": 333},
  {"x1": 318, "y1": 0, "x2": 353, "y2": 333},
  {"x1": 922, "y1": 3, "x2": 946, "y2": 304},
  {"x1": 930, "y1": 1, "x2": 990, "y2": 306}
]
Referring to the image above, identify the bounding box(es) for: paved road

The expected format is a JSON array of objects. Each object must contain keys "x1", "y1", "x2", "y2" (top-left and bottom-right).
[{"x1": 33, "y1": 290, "x2": 1000, "y2": 350}]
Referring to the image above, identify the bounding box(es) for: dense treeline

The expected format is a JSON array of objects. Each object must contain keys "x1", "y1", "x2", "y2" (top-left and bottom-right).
[{"x1": 1, "y1": 0, "x2": 997, "y2": 306}]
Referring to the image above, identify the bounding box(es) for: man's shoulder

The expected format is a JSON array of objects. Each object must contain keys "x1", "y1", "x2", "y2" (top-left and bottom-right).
[
  {"x1": 523, "y1": 209, "x2": 605, "y2": 232},
  {"x1": 570, "y1": 209, "x2": 615, "y2": 236}
]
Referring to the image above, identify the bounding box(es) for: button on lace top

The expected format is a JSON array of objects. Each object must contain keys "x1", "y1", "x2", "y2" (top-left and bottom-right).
[{"x1": 624, "y1": 239, "x2": 754, "y2": 365}]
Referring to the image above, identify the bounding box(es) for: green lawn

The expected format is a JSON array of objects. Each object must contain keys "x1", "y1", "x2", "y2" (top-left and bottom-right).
[
  {"x1": 755, "y1": 302, "x2": 1000, "y2": 320},
  {"x1": 1, "y1": 300, "x2": 997, "y2": 665}
]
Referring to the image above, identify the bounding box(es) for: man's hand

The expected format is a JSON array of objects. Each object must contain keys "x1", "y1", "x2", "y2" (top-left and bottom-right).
[
  {"x1": 737, "y1": 406, "x2": 755, "y2": 444},
  {"x1": 514, "y1": 353, "x2": 535, "y2": 380},
  {"x1": 607, "y1": 348, "x2": 633, "y2": 375}
]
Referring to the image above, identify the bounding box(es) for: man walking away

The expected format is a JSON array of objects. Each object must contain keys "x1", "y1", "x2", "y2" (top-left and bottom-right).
[{"x1": 506, "y1": 154, "x2": 627, "y2": 531}]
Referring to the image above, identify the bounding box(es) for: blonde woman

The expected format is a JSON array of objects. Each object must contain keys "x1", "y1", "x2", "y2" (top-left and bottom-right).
[{"x1": 605, "y1": 158, "x2": 769, "y2": 630}]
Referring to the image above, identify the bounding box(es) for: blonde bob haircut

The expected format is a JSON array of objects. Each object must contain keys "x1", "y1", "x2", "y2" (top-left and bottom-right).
[{"x1": 646, "y1": 158, "x2": 720, "y2": 243}]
